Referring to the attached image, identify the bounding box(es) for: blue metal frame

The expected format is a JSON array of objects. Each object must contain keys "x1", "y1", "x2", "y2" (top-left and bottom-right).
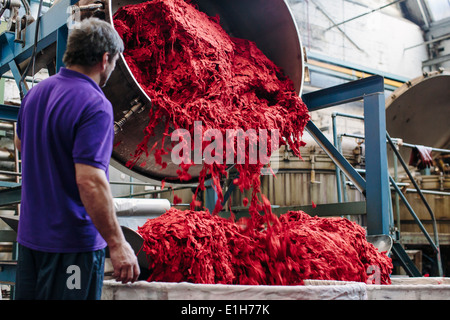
[
  {"x1": 363, "y1": 92, "x2": 390, "y2": 236},
  {"x1": 56, "y1": 24, "x2": 69, "y2": 72},
  {"x1": 0, "y1": 261, "x2": 17, "y2": 286},
  {"x1": 0, "y1": 104, "x2": 20, "y2": 121},
  {"x1": 302, "y1": 75, "x2": 385, "y2": 111},
  {"x1": 302, "y1": 75, "x2": 390, "y2": 236},
  {"x1": 0, "y1": 0, "x2": 76, "y2": 76}
]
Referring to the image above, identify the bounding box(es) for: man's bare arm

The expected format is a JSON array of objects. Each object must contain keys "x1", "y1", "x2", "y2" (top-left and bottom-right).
[
  {"x1": 75, "y1": 163, "x2": 140, "y2": 283},
  {"x1": 14, "y1": 135, "x2": 21, "y2": 152}
]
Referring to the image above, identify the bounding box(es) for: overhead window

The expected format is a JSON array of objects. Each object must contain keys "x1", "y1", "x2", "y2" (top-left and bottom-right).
[{"x1": 424, "y1": 0, "x2": 450, "y2": 22}]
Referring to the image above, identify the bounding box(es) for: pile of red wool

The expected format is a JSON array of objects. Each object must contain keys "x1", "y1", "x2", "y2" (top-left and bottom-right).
[
  {"x1": 113, "y1": 0, "x2": 310, "y2": 215},
  {"x1": 138, "y1": 208, "x2": 393, "y2": 285}
]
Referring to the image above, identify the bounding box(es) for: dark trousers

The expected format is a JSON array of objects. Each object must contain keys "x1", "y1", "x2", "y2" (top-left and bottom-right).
[{"x1": 15, "y1": 244, "x2": 105, "y2": 300}]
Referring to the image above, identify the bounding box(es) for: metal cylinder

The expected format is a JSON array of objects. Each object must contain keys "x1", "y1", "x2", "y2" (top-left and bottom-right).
[
  {"x1": 102, "y1": 0, "x2": 305, "y2": 184},
  {"x1": 114, "y1": 198, "x2": 171, "y2": 230},
  {"x1": 114, "y1": 198, "x2": 170, "y2": 216},
  {"x1": 386, "y1": 70, "x2": 450, "y2": 162}
]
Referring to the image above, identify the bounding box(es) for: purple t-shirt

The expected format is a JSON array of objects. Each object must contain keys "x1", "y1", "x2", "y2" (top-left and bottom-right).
[{"x1": 16, "y1": 68, "x2": 114, "y2": 253}]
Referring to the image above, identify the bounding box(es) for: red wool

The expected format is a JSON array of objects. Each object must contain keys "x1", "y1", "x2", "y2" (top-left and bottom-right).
[
  {"x1": 114, "y1": 0, "x2": 393, "y2": 285},
  {"x1": 138, "y1": 208, "x2": 392, "y2": 285},
  {"x1": 173, "y1": 195, "x2": 182, "y2": 205}
]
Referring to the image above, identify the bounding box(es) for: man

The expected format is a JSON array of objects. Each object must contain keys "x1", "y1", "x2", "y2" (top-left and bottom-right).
[{"x1": 14, "y1": 17, "x2": 140, "y2": 300}]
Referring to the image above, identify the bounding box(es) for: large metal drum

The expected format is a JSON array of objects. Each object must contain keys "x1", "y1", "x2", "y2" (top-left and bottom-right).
[
  {"x1": 385, "y1": 70, "x2": 450, "y2": 242},
  {"x1": 102, "y1": 0, "x2": 305, "y2": 184},
  {"x1": 386, "y1": 70, "x2": 450, "y2": 161}
]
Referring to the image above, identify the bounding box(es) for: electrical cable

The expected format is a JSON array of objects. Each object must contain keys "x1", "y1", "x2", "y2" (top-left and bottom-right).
[{"x1": 18, "y1": 0, "x2": 44, "y2": 99}]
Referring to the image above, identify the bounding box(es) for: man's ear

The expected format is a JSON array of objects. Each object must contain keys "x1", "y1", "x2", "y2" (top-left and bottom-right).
[{"x1": 101, "y1": 52, "x2": 109, "y2": 71}]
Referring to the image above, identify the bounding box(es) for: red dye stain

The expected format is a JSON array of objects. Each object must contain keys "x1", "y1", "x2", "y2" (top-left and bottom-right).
[{"x1": 114, "y1": 0, "x2": 393, "y2": 285}]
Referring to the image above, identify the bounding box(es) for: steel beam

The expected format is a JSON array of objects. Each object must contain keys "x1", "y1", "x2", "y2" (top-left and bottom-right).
[
  {"x1": 364, "y1": 92, "x2": 390, "y2": 236},
  {"x1": 302, "y1": 75, "x2": 385, "y2": 111},
  {"x1": 0, "y1": 0, "x2": 78, "y2": 76},
  {"x1": 0, "y1": 261, "x2": 17, "y2": 285},
  {"x1": 56, "y1": 25, "x2": 68, "y2": 72},
  {"x1": 0, "y1": 186, "x2": 21, "y2": 207},
  {"x1": 0, "y1": 104, "x2": 20, "y2": 121}
]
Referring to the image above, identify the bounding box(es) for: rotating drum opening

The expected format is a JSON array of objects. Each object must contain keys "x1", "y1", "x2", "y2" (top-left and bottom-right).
[{"x1": 102, "y1": 0, "x2": 305, "y2": 184}]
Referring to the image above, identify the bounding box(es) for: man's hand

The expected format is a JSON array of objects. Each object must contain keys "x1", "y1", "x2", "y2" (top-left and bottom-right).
[{"x1": 109, "y1": 241, "x2": 140, "y2": 284}]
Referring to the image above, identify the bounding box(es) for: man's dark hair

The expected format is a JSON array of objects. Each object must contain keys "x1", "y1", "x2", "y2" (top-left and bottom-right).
[{"x1": 63, "y1": 18, "x2": 124, "y2": 67}]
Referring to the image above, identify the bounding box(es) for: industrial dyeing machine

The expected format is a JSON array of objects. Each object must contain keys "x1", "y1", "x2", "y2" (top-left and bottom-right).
[{"x1": 1, "y1": 0, "x2": 444, "y2": 295}]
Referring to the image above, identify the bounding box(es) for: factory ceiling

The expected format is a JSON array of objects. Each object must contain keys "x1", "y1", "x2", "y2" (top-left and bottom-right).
[{"x1": 400, "y1": 0, "x2": 450, "y2": 29}]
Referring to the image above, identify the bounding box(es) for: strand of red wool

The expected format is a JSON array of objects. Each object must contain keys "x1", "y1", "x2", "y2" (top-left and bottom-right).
[
  {"x1": 138, "y1": 208, "x2": 393, "y2": 285},
  {"x1": 113, "y1": 0, "x2": 310, "y2": 215}
]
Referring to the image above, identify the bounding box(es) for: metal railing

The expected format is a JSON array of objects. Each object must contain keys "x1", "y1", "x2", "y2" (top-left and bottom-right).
[{"x1": 331, "y1": 111, "x2": 447, "y2": 276}]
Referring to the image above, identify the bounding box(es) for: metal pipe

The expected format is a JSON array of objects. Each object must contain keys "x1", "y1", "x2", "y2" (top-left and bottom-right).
[
  {"x1": 404, "y1": 34, "x2": 450, "y2": 51},
  {"x1": 109, "y1": 181, "x2": 161, "y2": 187},
  {"x1": 0, "y1": 122, "x2": 14, "y2": 130},
  {"x1": 2, "y1": 74, "x2": 41, "y2": 83},
  {"x1": 78, "y1": 3, "x2": 104, "y2": 11},
  {"x1": 115, "y1": 185, "x2": 196, "y2": 199},
  {"x1": 325, "y1": 0, "x2": 407, "y2": 31},
  {"x1": 13, "y1": 121, "x2": 20, "y2": 184},
  {"x1": 388, "y1": 178, "x2": 395, "y2": 236},
  {"x1": 342, "y1": 133, "x2": 365, "y2": 140},
  {"x1": 389, "y1": 175, "x2": 438, "y2": 252},
  {"x1": 0, "y1": 170, "x2": 20, "y2": 176},
  {"x1": 20, "y1": 0, "x2": 31, "y2": 15},
  {"x1": 399, "y1": 142, "x2": 450, "y2": 154},
  {"x1": 337, "y1": 134, "x2": 348, "y2": 203},
  {"x1": 341, "y1": 133, "x2": 450, "y2": 154},
  {"x1": 310, "y1": 0, "x2": 364, "y2": 52},
  {"x1": 393, "y1": 150, "x2": 401, "y2": 235},
  {"x1": 0, "y1": 149, "x2": 13, "y2": 160},
  {"x1": 405, "y1": 188, "x2": 450, "y2": 196},
  {"x1": 331, "y1": 113, "x2": 342, "y2": 202},
  {"x1": 0, "y1": 161, "x2": 15, "y2": 170},
  {"x1": 332, "y1": 112, "x2": 364, "y2": 121},
  {"x1": 113, "y1": 198, "x2": 170, "y2": 216}
]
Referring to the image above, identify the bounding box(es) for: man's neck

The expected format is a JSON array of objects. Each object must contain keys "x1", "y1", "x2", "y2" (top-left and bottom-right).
[{"x1": 66, "y1": 65, "x2": 101, "y2": 85}]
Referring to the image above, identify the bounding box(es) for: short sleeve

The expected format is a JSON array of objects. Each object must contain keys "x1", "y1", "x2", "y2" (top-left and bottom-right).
[{"x1": 73, "y1": 105, "x2": 114, "y2": 171}]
